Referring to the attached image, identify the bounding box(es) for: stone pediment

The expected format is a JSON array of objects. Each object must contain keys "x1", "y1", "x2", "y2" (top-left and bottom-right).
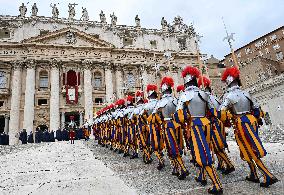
[{"x1": 22, "y1": 27, "x2": 114, "y2": 48}]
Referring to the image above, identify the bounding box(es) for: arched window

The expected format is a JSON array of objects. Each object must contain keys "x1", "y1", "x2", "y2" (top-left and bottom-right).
[
  {"x1": 0, "y1": 71, "x2": 7, "y2": 89},
  {"x1": 93, "y1": 72, "x2": 102, "y2": 88},
  {"x1": 39, "y1": 71, "x2": 48, "y2": 89}
]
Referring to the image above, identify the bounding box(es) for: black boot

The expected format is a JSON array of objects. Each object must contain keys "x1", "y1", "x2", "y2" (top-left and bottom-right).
[
  {"x1": 222, "y1": 166, "x2": 235, "y2": 175},
  {"x1": 208, "y1": 188, "x2": 223, "y2": 194},
  {"x1": 178, "y1": 172, "x2": 187, "y2": 180},
  {"x1": 260, "y1": 177, "x2": 279, "y2": 187},
  {"x1": 245, "y1": 175, "x2": 260, "y2": 183},
  {"x1": 157, "y1": 163, "x2": 165, "y2": 171},
  {"x1": 195, "y1": 177, "x2": 207, "y2": 186},
  {"x1": 130, "y1": 153, "x2": 138, "y2": 159}
]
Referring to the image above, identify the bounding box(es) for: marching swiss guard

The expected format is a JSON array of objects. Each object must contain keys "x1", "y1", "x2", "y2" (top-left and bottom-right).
[
  {"x1": 198, "y1": 76, "x2": 235, "y2": 175},
  {"x1": 153, "y1": 76, "x2": 188, "y2": 180},
  {"x1": 219, "y1": 66, "x2": 278, "y2": 187},
  {"x1": 175, "y1": 66, "x2": 223, "y2": 194}
]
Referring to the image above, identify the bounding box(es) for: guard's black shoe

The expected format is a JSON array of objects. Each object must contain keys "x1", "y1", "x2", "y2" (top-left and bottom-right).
[
  {"x1": 157, "y1": 163, "x2": 165, "y2": 171},
  {"x1": 110, "y1": 147, "x2": 113, "y2": 150},
  {"x1": 178, "y1": 172, "x2": 187, "y2": 180},
  {"x1": 195, "y1": 177, "x2": 207, "y2": 186},
  {"x1": 118, "y1": 149, "x2": 123, "y2": 154},
  {"x1": 101, "y1": 144, "x2": 105, "y2": 147},
  {"x1": 208, "y1": 188, "x2": 223, "y2": 194},
  {"x1": 260, "y1": 177, "x2": 279, "y2": 188},
  {"x1": 172, "y1": 171, "x2": 179, "y2": 176},
  {"x1": 130, "y1": 153, "x2": 138, "y2": 159},
  {"x1": 185, "y1": 170, "x2": 190, "y2": 176},
  {"x1": 245, "y1": 176, "x2": 260, "y2": 183},
  {"x1": 113, "y1": 148, "x2": 118, "y2": 152},
  {"x1": 123, "y1": 153, "x2": 129, "y2": 157},
  {"x1": 222, "y1": 166, "x2": 235, "y2": 175}
]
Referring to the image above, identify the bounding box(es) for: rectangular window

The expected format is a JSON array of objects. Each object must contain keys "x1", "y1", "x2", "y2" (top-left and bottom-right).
[
  {"x1": 38, "y1": 99, "x2": 48, "y2": 106},
  {"x1": 0, "y1": 29, "x2": 10, "y2": 39},
  {"x1": 0, "y1": 71, "x2": 6, "y2": 88},
  {"x1": 0, "y1": 101, "x2": 4, "y2": 107},
  {"x1": 40, "y1": 76, "x2": 48, "y2": 88},
  {"x1": 93, "y1": 78, "x2": 102, "y2": 88},
  {"x1": 276, "y1": 51, "x2": 284, "y2": 61},
  {"x1": 95, "y1": 98, "x2": 103, "y2": 104},
  {"x1": 123, "y1": 38, "x2": 133, "y2": 46},
  {"x1": 178, "y1": 38, "x2": 187, "y2": 50},
  {"x1": 40, "y1": 30, "x2": 49, "y2": 35},
  {"x1": 150, "y1": 40, "x2": 157, "y2": 49}
]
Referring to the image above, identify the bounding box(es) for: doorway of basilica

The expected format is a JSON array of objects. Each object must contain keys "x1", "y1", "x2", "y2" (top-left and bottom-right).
[{"x1": 65, "y1": 112, "x2": 80, "y2": 129}]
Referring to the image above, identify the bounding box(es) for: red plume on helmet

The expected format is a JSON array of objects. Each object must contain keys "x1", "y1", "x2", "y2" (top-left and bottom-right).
[
  {"x1": 126, "y1": 95, "x2": 134, "y2": 102},
  {"x1": 109, "y1": 103, "x2": 115, "y2": 109},
  {"x1": 116, "y1": 99, "x2": 125, "y2": 106},
  {"x1": 177, "y1": 85, "x2": 185, "y2": 92},
  {"x1": 161, "y1": 76, "x2": 174, "y2": 88},
  {"x1": 198, "y1": 76, "x2": 211, "y2": 88},
  {"x1": 181, "y1": 66, "x2": 200, "y2": 78},
  {"x1": 135, "y1": 90, "x2": 144, "y2": 97},
  {"x1": 144, "y1": 99, "x2": 149, "y2": 103},
  {"x1": 146, "y1": 84, "x2": 157, "y2": 92},
  {"x1": 221, "y1": 66, "x2": 240, "y2": 81}
]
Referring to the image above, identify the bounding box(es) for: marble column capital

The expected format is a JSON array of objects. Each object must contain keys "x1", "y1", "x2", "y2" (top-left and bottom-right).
[
  {"x1": 25, "y1": 59, "x2": 36, "y2": 69},
  {"x1": 49, "y1": 58, "x2": 61, "y2": 69},
  {"x1": 12, "y1": 60, "x2": 24, "y2": 70},
  {"x1": 82, "y1": 59, "x2": 94, "y2": 70}
]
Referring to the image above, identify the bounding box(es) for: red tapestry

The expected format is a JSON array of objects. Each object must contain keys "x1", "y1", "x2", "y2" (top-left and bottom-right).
[{"x1": 66, "y1": 85, "x2": 78, "y2": 104}]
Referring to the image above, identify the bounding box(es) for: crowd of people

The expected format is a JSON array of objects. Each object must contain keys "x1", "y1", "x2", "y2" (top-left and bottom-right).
[
  {"x1": 93, "y1": 65, "x2": 279, "y2": 194},
  {"x1": 0, "y1": 125, "x2": 91, "y2": 145}
]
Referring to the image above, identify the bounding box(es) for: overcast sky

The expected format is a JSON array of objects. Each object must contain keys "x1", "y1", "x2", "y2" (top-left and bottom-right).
[{"x1": 0, "y1": 0, "x2": 283, "y2": 59}]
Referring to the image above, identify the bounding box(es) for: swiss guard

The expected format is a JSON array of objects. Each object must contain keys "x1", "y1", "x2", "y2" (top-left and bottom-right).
[
  {"x1": 152, "y1": 76, "x2": 188, "y2": 180},
  {"x1": 142, "y1": 84, "x2": 164, "y2": 167},
  {"x1": 175, "y1": 66, "x2": 223, "y2": 194},
  {"x1": 219, "y1": 66, "x2": 279, "y2": 187},
  {"x1": 198, "y1": 76, "x2": 235, "y2": 174}
]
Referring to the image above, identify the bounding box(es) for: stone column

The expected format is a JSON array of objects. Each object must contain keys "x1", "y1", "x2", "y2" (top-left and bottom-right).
[
  {"x1": 9, "y1": 61, "x2": 23, "y2": 145},
  {"x1": 115, "y1": 64, "x2": 123, "y2": 99},
  {"x1": 49, "y1": 59, "x2": 60, "y2": 131},
  {"x1": 4, "y1": 114, "x2": 9, "y2": 134},
  {"x1": 61, "y1": 112, "x2": 65, "y2": 129},
  {"x1": 23, "y1": 60, "x2": 36, "y2": 132},
  {"x1": 141, "y1": 64, "x2": 149, "y2": 90},
  {"x1": 105, "y1": 65, "x2": 113, "y2": 103},
  {"x1": 83, "y1": 60, "x2": 93, "y2": 124},
  {"x1": 79, "y1": 112, "x2": 83, "y2": 127}
]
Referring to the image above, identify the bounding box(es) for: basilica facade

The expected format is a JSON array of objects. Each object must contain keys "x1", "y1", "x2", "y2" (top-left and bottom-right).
[{"x1": 0, "y1": 4, "x2": 203, "y2": 144}]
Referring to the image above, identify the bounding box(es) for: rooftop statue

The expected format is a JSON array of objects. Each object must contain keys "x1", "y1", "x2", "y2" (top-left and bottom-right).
[
  {"x1": 100, "y1": 10, "x2": 106, "y2": 23},
  {"x1": 50, "y1": 3, "x2": 59, "y2": 19},
  {"x1": 81, "y1": 7, "x2": 89, "y2": 21},
  {"x1": 68, "y1": 3, "x2": 77, "y2": 20},
  {"x1": 19, "y1": 3, "x2": 27, "y2": 17},
  {"x1": 161, "y1": 17, "x2": 168, "y2": 30},
  {"x1": 31, "y1": 3, "x2": 38, "y2": 17},
  {"x1": 110, "y1": 12, "x2": 117, "y2": 26},
  {"x1": 135, "y1": 15, "x2": 140, "y2": 27}
]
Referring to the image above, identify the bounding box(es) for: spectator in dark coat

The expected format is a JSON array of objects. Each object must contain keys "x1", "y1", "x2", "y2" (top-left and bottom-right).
[
  {"x1": 19, "y1": 129, "x2": 28, "y2": 144},
  {"x1": 56, "y1": 129, "x2": 62, "y2": 141},
  {"x1": 35, "y1": 129, "x2": 41, "y2": 143},
  {"x1": 49, "y1": 130, "x2": 55, "y2": 142},
  {"x1": 0, "y1": 131, "x2": 4, "y2": 145},
  {"x1": 28, "y1": 131, "x2": 34, "y2": 143}
]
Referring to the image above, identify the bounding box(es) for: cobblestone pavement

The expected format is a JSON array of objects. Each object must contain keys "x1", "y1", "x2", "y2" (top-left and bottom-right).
[
  {"x1": 0, "y1": 141, "x2": 136, "y2": 195},
  {"x1": 85, "y1": 140, "x2": 284, "y2": 195}
]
